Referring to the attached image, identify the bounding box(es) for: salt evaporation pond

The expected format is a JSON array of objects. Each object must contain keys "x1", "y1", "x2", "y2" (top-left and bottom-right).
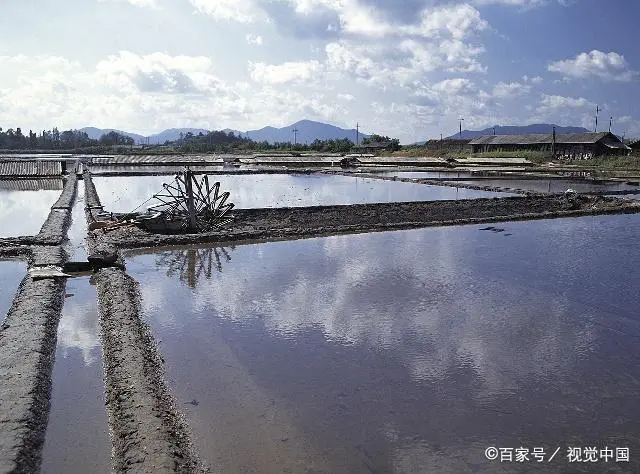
[
  {"x1": 41, "y1": 277, "x2": 111, "y2": 474},
  {"x1": 0, "y1": 261, "x2": 25, "y2": 323},
  {"x1": 92, "y1": 174, "x2": 510, "y2": 213},
  {"x1": 370, "y1": 170, "x2": 478, "y2": 179},
  {"x1": 455, "y1": 178, "x2": 639, "y2": 194},
  {"x1": 125, "y1": 214, "x2": 640, "y2": 472},
  {"x1": 0, "y1": 180, "x2": 62, "y2": 237}
]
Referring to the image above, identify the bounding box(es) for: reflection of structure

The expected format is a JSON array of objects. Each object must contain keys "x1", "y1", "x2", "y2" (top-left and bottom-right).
[{"x1": 156, "y1": 246, "x2": 235, "y2": 288}]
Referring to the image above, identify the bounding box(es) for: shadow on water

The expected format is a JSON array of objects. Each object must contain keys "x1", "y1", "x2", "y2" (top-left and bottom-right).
[
  {"x1": 126, "y1": 215, "x2": 640, "y2": 473},
  {"x1": 0, "y1": 261, "x2": 26, "y2": 324},
  {"x1": 40, "y1": 276, "x2": 111, "y2": 474},
  {"x1": 92, "y1": 174, "x2": 511, "y2": 213}
]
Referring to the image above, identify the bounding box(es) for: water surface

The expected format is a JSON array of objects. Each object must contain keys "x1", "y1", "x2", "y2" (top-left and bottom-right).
[
  {"x1": 41, "y1": 277, "x2": 110, "y2": 474},
  {"x1": 93, "y1": 174, "x2": 510, "y2": 213},
  {"x1": 126, "y1": 215, "x2": 640, "y2": 473},
  {"x1": 456, "y1": 178, "x2": 638, "y2": 194},
  {"x1": 0, "y1": 261, "x2": 25, "y2": 323},
  {"x1": 64, "y1": 183, "x2": 88, "y2": 261},
  {"x1": 0, "y1": 181, "x2": 62, "y2": 237}
]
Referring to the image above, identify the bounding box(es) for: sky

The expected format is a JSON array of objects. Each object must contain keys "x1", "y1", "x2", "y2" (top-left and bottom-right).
[{"x1": 0, "y1": 0, "x2": 639, "y2": 143}]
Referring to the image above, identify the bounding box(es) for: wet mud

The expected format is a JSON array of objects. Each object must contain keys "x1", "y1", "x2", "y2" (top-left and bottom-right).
[
  {"x1": 0, "y1": 254, "x2": 66, "y2": 472},
  {"x1": 93, "y1": 268, "x2": 203, "y2": 473},
  {"x1": 95, "y1": 195, "x2": 640, "y2": 249}
]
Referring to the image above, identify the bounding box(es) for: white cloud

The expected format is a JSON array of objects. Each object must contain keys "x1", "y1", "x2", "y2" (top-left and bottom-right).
[
  {"x1": 98, "y1": 0, "x2": 158, "y2": 7},
  {"x1": 491, "y1": 81, "x2": 531, "y2": 99},
  {"x1": 246, "y1": 34, "x2": 263, "y2": 45},
  {"x1": 249, "y1": 60, "x2": 323, "y2": 84},
  {"x1": 189, "y1": 0, "x2": 257, "y2": 23},
  {"x1": 522, "y1": 75, "x2": 543, "y2": 84},
  {"x1": 548, "y1": 50, "x2": 636, "y2": 82},
  {"x1": 403, "y1": 4, "x2": 488, "y2": 39},
  {"x1": 537, "y1": 94, "x2": 593, "y2": 111}
]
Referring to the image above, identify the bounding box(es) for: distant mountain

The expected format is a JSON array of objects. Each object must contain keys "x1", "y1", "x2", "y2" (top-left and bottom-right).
[
  {"x1": 78, "y1": 120, "x2": 368, "y2": 145},
  {"x1": 79, "y1": 127, "x2": 147, "y2": 143},
  {"x1": 446, "y1": 124, "x2": 591, "y2": 140},
  {"x1": 80, "y1": 127, "x2": 211, "y2": 144},
  {"x1": 242, "y1": 119, "x2": 368, "y2": 144},
  {"x1": 150, "y1": 128, "x2": 210, "y2": 144}
]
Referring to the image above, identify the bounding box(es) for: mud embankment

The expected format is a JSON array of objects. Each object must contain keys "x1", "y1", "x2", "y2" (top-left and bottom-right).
[
  {"x1": 83, "y1": 171, "x2": 103, "y2": 215},
  {"x1": 93, "y1": 268, "x2": 204, "y2": 473},
  {"x1": 94, "y1": 195, "x2": 640, "y2": 249},
  {"x1": 324, "y1": 170, "x2": 535, "y2": 195},
  {"x1": 0, "y1": 246, "x2": 67, "y2": 473}
]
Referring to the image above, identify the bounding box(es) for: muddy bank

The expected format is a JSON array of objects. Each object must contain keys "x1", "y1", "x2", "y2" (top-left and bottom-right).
[
  {"x1": 0, "y1": 273, "x2": 66, "y2": 472},
  {"x1": 0, "y1": 245, "x2": 30, "y2": 258},
  {"x1": 83, "y1": 171, "x2": 103, "y2": 211},
  {"x1": 90, "y1": 167, "x2": 315, "y2": 177},
  {"x1": 324, "y1": 170, "x2": 534, "y2": 195},
  {"x1": 51, "y1": 174, "x2": 77, "y2": 209},
  {"x1": 95, "y1": 195, "x2": 640, "y2": 249},
  {"x1": 93, "y1": 268, "x2": 203, "y2": 473}
]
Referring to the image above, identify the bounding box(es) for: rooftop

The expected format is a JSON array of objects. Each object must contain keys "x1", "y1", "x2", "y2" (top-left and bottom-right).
[{"x1": 468, "y1": 132, "x2": 621, "y2": 146}]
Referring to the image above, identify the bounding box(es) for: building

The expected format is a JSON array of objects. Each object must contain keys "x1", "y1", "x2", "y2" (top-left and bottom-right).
[
  {"x1": 469, "y1": 132, "x2": 630, "y2": 158},
  {"x1": 631, "y1": 140, "x2": 640, "y2": 155}
]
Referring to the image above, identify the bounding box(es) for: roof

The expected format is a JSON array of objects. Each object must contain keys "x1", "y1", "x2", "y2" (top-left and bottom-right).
[
  {"x1": 631, "y1": 141, "x2": 640, "y2": 149},
  {"x1": 0, "y1": 160, "x2": 63, "y2": 176},
  {"x1": 468, "y1": 132, "x2": 614, "y2": 146},
  {"x1": 0, "y1": 178, "x2": 63, "y2": 191}
]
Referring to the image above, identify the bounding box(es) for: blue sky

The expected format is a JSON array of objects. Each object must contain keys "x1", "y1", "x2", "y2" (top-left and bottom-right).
[{"x1": 0, "y1": 0, "x2": 638, "y2": 143}]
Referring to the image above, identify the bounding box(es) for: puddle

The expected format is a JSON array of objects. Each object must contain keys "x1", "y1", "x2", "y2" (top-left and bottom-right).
[
  {"x1": 0, "y1": 260, "x2": 25, "y2": 323},
  {"x1": 455, "y1": 178, "x2": 638, "y2": 194},
  {"x1": 0, "y1": 180, "x2": 63, "y2": 237},
  {"x1": 93, "y1": 174, "x2": 511, "y2": 213},
  {"x1": 40, "y1": 276, "x2": 111, "y2": 474},
  {"x1": 126, "y1": 214, "x2": 640, "y2": 472},
  {"x1": 64, "y1": 183, "x2": 88, "y2": 262}
]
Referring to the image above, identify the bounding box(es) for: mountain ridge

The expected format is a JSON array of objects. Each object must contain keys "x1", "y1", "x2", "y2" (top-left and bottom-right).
[{"x1": 80, "y1": 120, "x2": 368, "y2": 145}]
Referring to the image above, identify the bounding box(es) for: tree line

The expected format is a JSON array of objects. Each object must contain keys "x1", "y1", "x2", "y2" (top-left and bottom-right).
[{"x1": 0, "y1": 125, "x2": 402, "y2": 153}]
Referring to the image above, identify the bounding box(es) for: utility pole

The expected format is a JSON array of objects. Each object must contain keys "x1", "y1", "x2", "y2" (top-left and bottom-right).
[
  {"x1": 493, "y1": 126, "x2": 496, "y2": 136},
  {"x1": 459, "y1": 117, "x2": 464, "y2": 139},
  {"x1": 595, "y1": 105, "x2": 601, "y2": 132},
  {"x1": 552, "y1": 126, "x2": 556, "y2": 157},
  {"x1": 292, "y1": 128, "x2": 299, "y2": 146},
  {"x1": 609, "y1": 116, "x2": 613, "y2": 133},
  {"x1": 356, "y1": 122, "x2": 359, "y2": 146}
]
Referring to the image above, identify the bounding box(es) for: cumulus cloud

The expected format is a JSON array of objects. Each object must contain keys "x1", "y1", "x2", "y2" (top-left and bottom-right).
[
  {"x1": 491, "y1": 81, "x2": 531, "y2": 99},
  {"x1": 548, "y1": 50, "x2": 636, "y2": 82},
  {"x1": 249, "y1": 60, "x2": 323, "y2": 84},
  {"x1": 98, "y1": 0, "x2": 158, "y2": 7},
  {"x1": 246, "y1": 34, "x2": 263, "y2": 45},
  {"x1": 189, "y1": 0, "x2": 257, "y2": 23}
]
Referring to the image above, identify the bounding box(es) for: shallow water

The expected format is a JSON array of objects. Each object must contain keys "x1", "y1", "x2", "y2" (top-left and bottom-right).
[
  {"x1": 40, "y1": 276, "x2": 110, "y2": 474},
  {"x1": 64, "y1": 183, "x2": 88, "y2": 261},
  {"x1": 0, "y1": 261, "x2": 25, "y2": 323},
  {"x1": 0, "y1": 181, "x2": 62, "y2": 237},
  {"x1": 456, "y1": 178, "x2": 638, "y2": 194},
  {"x1": 371, "y1": 170, "x2": 477, "y2": 179},
  {"x1": 126, "y1": 215, "x2": 640, "y2": 472},
  {"x1": 93, "y1": 174, "x2": 510, "y2": 213}
]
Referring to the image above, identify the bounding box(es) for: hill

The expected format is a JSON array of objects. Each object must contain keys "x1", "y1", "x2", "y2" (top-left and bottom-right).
[{"x1": 243, "y1": 119, "x2": 367, "y2": 144}]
